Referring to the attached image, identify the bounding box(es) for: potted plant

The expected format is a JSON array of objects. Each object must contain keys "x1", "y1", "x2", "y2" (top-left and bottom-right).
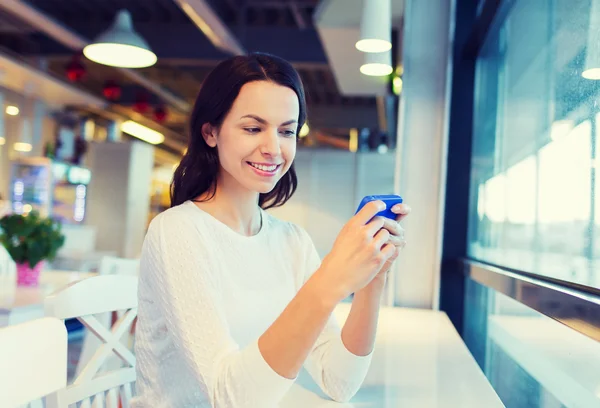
[{"x1": 0, "y1": 211, "x2": 65, "y2": 286}]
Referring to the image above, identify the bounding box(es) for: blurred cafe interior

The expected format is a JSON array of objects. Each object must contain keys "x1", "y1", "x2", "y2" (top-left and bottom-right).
[{"x1": 0, "y1": 0, "x2": 599, "y2": 407}]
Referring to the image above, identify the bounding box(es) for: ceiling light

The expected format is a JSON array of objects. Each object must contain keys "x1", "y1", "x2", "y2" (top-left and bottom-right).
[
  {"x1": 13, "y1": 142, "x2": 32, "y2": 152},
  {"x1": 179, "y1": 2, "x2": 222, "y2": 49},
  {"x1": 121, "y1": 120, "x2": 165, "y2": 145},
  {"x1": 583, "y1": 0, "x2": 600, "y2": 79},
  {"x1": 349, "y1": 128, "x2": 358, "y2": 153},
  {"x1": 5, "y1": 105, "x2": 19, "y2": 116},
  {"x1": 583, "y1": 68, "x2": 600, "y2": 79},
  {"x1": 299, "y1": 123, "x2": 310, "y2": 138},
  {"x1": 0, "y1": 137, "x2": 5, "y2": 146},
  {"x1": 83, "y1": 10, "x2": 157, "y2": 68},
  {"x1": 356, "y1": 0, "x2": 392, "y2": 53},
  {"x1": 392, "y1": 75, "x2": 403, "y2": 95},
  {"x1": 360, "y1": 51, "x2": 393, "y2": 77}
]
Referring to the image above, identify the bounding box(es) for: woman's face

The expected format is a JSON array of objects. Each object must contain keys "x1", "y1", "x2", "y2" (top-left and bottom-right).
[{"x1": 204, "y1": 80, "x2": 300, "y2": 195}]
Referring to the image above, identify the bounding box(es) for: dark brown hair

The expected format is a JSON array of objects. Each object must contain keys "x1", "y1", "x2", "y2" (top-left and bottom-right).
[{"x1": 170, "y1": 53, "x2": 307, "y2": 210}]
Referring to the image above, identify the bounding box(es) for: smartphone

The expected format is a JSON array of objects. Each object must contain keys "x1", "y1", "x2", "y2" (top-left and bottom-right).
[{"x1": 355, "y1": 195, "x2": 403, "y2": 220}]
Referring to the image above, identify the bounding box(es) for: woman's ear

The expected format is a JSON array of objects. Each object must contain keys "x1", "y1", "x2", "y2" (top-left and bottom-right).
[{"x1": 202, "y1": 123, "x2": 217, "y2": 147}]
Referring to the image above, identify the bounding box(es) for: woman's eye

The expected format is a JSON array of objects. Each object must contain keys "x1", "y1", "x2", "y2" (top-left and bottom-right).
[
  {"x1": 281, "y1": 130, "x2": 296, "y2": 137},
  {"x1": 244, "y1": 127, "x2": 261, "y2": 134}
]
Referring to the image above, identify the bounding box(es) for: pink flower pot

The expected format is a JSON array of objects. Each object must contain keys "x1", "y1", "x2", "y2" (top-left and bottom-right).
[{"x1": 16, "y1": 262, "x2": 44, "y2": 287}]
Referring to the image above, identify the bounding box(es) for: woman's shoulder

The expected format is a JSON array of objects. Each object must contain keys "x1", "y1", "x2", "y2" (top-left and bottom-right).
[
  {"x1": 152, "y1": 201, "x2": 195, "y2": 221},
  {"x1": 262, "y1": 212, "x2": 312, "y2": 245},
  {"x1": 146, "y1": 201, "x2": 203, "y2": 241}
]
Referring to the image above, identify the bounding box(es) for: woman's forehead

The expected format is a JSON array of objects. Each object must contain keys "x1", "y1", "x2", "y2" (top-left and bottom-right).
[{"x1": 231, "y1": 81, "x2": 300, "y2": 120}]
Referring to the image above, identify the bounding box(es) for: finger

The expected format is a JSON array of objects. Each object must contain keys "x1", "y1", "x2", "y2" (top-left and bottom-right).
[
  {"x1": 354, "y1": 200, "x2": 386, "y2": 226},
  {"x1": 386, "y1": 246, "x2": 401, "y2": 263},
  {"x1": 391, "y1": 203, "x2": 411, "y2": 222},
  {"x1": 380, "y1": 243, "x2": 396, "y2": 261},
  {"x1": 386, "y1": 235, "x2": 406, "y2": 248},
  {"x1": 373, "y1": 228, "x2": 390, "y2": 249},
  {"x1": 381, "y1": 218, "x2": 404, "y2": 238},
  {"x1": 364, "y1": 216, "x2": 385, "y2": 237}
]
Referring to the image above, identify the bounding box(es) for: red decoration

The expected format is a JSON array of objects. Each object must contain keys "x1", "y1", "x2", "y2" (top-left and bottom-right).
[
  {"x1": 133, "y1": 93, "x2": 150, "y2": 114},
  {"x1": 102, "y1": 81, "x2": 122, "y2": 101},
  {"x1": 153, "y1": 105, "x2": 168, "y2": 123},
  {"x1": 65, "y1": 55, "x2": 86, "y2": 82}
]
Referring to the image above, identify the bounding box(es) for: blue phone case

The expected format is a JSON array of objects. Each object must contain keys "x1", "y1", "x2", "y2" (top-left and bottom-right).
[{"x1": 355, "y1": 195, "x2": 403, "y2": 220}]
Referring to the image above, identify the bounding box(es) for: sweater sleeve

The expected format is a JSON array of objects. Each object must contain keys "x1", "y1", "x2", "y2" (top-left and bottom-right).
[
  {"x1": 141, "y1": 213, "x2": 295, "y2": 407},
  {"x1": 295, "y1": 226, "x2": 373, "y2": 403}
]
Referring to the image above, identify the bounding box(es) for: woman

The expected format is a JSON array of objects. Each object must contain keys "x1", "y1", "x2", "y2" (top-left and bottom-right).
[{"x1": 133, "y1": 53, "x2": 410, "y2": 407}]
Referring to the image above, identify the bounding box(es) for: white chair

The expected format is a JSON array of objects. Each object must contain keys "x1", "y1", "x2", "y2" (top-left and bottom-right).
[
  {"x1": 51, "y1": 225, "x2": 100, "y2": 272},
  {"x1": 0, "y1": 246, "x2": 17, "y2": 323},
  {"x1": 98, "y1": 256, "x2": 140, "y2": 276},
  {"x1": 0, "y1": 244, "x2": 16, "y2": 282},
  {"x1": 0, "y1": 317, "x2": 68, "y2": 408},
  {"x1": 73, "y1": 256, "x2": 140, "y2": 378},
  {"x1": 44, "y1": 275, "x2": 138, "y2": 408}
]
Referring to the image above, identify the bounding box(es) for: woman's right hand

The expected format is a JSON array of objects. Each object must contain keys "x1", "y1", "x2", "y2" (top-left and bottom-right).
[{"x1": 316, "y1": 200, "x2": 397, "y2": 302}]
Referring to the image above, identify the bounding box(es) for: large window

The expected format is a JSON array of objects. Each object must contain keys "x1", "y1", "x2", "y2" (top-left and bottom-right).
[
  {"x1": 469, "y1": 0, "x2": 600, "y2": 290},
  {"x1": 463, "y1": 279, "x2": 600, "y2": 408}
]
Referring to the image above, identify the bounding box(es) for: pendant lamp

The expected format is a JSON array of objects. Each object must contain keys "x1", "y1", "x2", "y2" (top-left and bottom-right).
[
  {"x1": 360, "y1": 50, "x2": 393, "y2": 77},
  {"x1": 356, "y1": 0, "x2": 392, "y2": 53},
  {"x1": 583, "y1": 0, "x2": 600, "y2": 79},
  {"x1": 83, "y1": 10, "x2": 157, "y2": 68}
]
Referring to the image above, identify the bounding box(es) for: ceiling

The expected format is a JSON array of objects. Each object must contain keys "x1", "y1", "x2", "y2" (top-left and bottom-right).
[
  {"x1": 315, "y1": 0, "x2": 404, "y2": 96},
  {"x1": 0, "y1": 49, "x2": 105, "y2": 109},
  {"x1": 0, "y1": 0, "x2": 399, "y2": 155}
]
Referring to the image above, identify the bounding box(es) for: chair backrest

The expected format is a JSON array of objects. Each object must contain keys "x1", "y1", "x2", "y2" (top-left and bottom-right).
[
  {"x1": 73, "y1": 256, "x2": 139, "y2": 379},
  {"x1": 0, "y1": 246, "x2": 17, "y2": 314},
  {"x1": 99, "y1": 256, "x2": 140, "y2": 276},
  {"x1": 44, "y1": 275, "x2": 138, "y2": 408},
  {"x1": 57, "y1": 225, "x2": 97, "y2": 255},
  {"x1": 0, "y1": 244, "x2": 16, "y2": 281},
  {"x1": 0, "y1": 317, "x2": 68, "y2": 407}
]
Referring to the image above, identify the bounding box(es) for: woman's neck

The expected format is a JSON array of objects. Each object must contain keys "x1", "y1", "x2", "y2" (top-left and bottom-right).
[{"x1": 194, "y1": 178, "x2": 262, "y2": 237}]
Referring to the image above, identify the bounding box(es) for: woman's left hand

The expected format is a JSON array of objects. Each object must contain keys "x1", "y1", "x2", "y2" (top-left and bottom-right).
[{"x1": 371, "y1": 203, "x2": 411, "y2": 285}]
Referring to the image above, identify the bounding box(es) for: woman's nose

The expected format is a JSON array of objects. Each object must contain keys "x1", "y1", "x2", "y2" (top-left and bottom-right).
[{"x1": 260, "y1": 129, "x2": 281, "y2": 156}]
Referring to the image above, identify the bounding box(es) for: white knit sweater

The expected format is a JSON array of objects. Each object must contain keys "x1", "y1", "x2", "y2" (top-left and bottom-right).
[{"x1": 131, "y1": 201, "x2": 372, "y2": 408}]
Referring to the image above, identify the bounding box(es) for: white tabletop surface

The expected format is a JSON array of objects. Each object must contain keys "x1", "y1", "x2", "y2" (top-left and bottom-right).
[
  {"x1": 279, "y1": 304, "x2": 504, "y2": 408},
  {"x1": 0, "y1": 272, "x2": 504, "y2": 406},
  {"x1": 0, "y1": 269, "x2": 97, "y2": 326}
]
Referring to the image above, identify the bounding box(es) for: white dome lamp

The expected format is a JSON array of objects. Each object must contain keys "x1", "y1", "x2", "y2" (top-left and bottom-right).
[
  {"x1": 83, "y1": 10, "x2": 157, "y2": 68},
  {"x1": 356, "y1": 0, "x2": 392, "y2": 53},
  {"x1": 583, "y1": 0, "x2": 600, "y2": 79},
  {"x1": 360, "y1": 50, "x2": 393, "y2": 77}
]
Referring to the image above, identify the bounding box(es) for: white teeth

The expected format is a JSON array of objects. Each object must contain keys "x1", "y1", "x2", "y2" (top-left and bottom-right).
[{"x1": 250, "y1": 163, "x2": 278, "y2": 172}]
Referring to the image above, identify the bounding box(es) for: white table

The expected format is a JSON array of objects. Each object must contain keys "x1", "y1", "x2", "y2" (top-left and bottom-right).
[
  {"x1": 280, "y1": 305, "x2": 504, "y2": 408},
  {"x1": 0, "y1": 270, "x2": 97, "y2": 326}
]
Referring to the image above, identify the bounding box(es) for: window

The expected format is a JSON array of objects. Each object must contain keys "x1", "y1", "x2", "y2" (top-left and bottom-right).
[
  {"x1": 463, "y1": 278, "x2": 600, "y2": 408},
  {"x1": 469, "y1": 0, "x2": 600, "y2": 290}
]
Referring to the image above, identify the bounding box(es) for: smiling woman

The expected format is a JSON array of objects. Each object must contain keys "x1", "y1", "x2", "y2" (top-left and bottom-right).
[
  {"x1": 134, "y1": 52, "x2": 411, "y2": 408},
  {"x1": 199, "y1": 80, "x2": 300, "y2": 200},
  {"x1": 170, "y1": 53, "x2": 306, "y2": 210}
]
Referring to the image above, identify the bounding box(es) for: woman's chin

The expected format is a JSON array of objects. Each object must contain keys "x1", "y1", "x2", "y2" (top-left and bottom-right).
[
  {"x1": 247, "y1": 178, "x2": 280, "y2": 194},
  {"x1": 255, "y1": 183, "x2": 278, "y2": 194}
]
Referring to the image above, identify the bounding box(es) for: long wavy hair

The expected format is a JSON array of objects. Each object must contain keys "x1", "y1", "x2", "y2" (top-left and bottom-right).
[{"x1": 170, "y1": 53, "x2": 307, "y2": 210}]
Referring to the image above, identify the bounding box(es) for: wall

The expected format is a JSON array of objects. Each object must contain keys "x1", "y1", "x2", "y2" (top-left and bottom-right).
[
  {"x1": 85, "y1": 141, "x2": 154, "y2": 259},
  {"x1": 393, "y1": 0, "x2": 454, "y2": 309}
]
